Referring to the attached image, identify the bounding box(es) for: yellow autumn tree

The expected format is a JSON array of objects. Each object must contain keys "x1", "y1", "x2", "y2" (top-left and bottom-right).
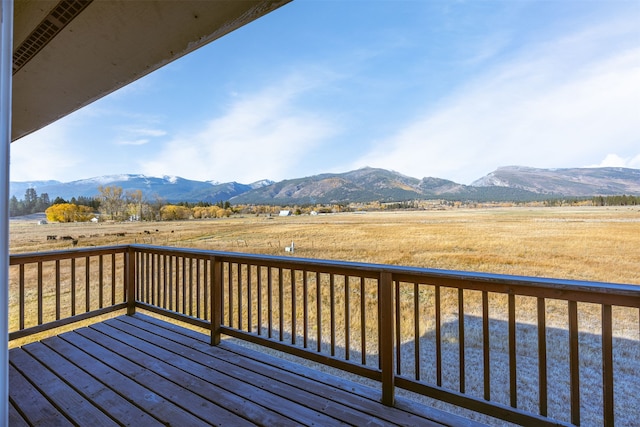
[
  {"x1": 45, "y1": 203, "x2": 95, "y2": 223},
  {"x1": 192, "y1": 206, "x2": 210, "y2": 219},
  {"x1": 159, "y1": 205, "x2": 192, "y2": 221},
  {"x1": 191, "y1": 205, "x2": 233, "y2": 219}
]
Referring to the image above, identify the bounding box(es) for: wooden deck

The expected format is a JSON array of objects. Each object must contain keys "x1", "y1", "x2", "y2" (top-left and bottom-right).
[{"x1": 9, "y1": 313, "x2": 480, "y2": 426}]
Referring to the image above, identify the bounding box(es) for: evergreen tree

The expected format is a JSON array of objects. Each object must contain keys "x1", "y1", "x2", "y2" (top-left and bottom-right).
[
  {"x1": 23, "y1": 188, "x2": 37, "y2": 213},
  {"x1": 35, "y1": 192, "x2": 50, "y2": 212},
  {"x1": 9, "y1": 195, "x2": 21, "y2": 217},
  {"x1": 53, "y1": 196, "x2": 67, "y2": 205}
]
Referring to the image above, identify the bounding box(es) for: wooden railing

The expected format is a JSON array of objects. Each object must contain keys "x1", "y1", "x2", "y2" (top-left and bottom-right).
[
  {"x1": 9, "y1": 244, "x2": 640, "y2": 426},
  {"x1": 9, "y1": 246, "x2": 129, "y2": 341}
]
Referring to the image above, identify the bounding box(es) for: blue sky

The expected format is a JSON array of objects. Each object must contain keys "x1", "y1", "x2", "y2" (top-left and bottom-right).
[{"x1": 10, "y1": 0, "x2": 640, "y2": 185}]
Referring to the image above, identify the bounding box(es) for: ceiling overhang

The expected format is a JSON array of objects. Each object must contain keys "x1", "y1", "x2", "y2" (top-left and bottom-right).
[{"x1": 11, "y1": 0, "x2": 291, "y2": 142}]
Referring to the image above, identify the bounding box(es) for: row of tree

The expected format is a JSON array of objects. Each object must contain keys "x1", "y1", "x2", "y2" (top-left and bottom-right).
[
  {"x1": 9, "y1": 189, "x2": 100, "y2": 218},
  {"x1": 9, "y1": 186, "x2": 640, "y2": 222},
  {"x1": 10, "y1": 186, "x2": 236, "y2": 222},
  {"x1": 592, "y1": 195, "x2": 640, "y2": 206},
  {"x1": 9, "y1": 188, "x2": 50, "y2": 217}
]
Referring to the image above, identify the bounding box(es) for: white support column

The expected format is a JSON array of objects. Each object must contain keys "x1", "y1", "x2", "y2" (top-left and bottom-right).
[{"x1": 0, "y1": 0, "x2": 13, "y2": 425}]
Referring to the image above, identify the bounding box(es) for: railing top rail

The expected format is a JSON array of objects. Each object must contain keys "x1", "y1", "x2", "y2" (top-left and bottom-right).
[
  {"x1": 10, "y1": 245, "x2": 129, "y2": 265},
  {"x1": 130, "y1": 244, "x2": 384, "y2": 278},
  {"x1": 128, "y1": 244, "x2": 640, "y2": 300},
  {"x1": 9, "y1": 244, "x2": 639, "y2": 303}
]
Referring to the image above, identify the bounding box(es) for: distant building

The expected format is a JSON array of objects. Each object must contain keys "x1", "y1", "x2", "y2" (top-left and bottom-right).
[{"x1": 279, "y1": 210, "x2": 291, "y2": 216}]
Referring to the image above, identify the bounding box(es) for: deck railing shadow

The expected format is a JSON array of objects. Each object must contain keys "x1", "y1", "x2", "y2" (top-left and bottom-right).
[
  {"x1": 395, "y1": 315, "x2": 640, "y2": 426},
  {"x1": 237, "y1": 312, "x2": 640, "y2": 427},
  {"x1": 9, "y1": 244, "x2": 640, "y2": 426}
]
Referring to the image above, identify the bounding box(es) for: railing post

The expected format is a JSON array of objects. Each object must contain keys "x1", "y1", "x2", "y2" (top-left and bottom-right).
[
  {"x1": 379, "y1": 270, "x2": 395, "y2": 406},
  {"x1": 125, "y1": 246, "x2": 136, "y2": 315},
  {"x1": 0, "y1": 1, "x2": 14, "y2": 423},
  {"x1": 211, "y1": 256, "x2": 222, "y2": 345}
]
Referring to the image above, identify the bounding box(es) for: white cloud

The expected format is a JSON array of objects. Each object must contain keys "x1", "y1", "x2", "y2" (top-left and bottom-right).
[
  {"x1": 127, "y1": 128, "x2": 167, "y2": 137},
  {"x1": 591, "y1": 154, "x2": 640, "y2": 169},
  {"x1": 354, "y1": 20, "x2": 640, "y2": 183},
  {"x1": 140, "y1": 74, "x2": 338, "y2": 183},
  {"x1": 10, "y1": 121, "x2": 82, "y2": 181},
  {"x1": 115, "y1": 139, "x2": 150, "y2": 146}
]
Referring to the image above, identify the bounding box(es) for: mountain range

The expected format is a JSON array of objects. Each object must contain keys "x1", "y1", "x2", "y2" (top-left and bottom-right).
[{"x1": 10, "y1": 166, "x2": 640, "y2": 205}]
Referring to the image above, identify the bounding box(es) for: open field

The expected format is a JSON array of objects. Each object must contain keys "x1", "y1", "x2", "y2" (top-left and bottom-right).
[
  {"x1": 10, "y1": 206, "x2": 640, "y2": 285},
  {"x1": 9, "y1": 206, "x2": 640, "y2": 425}
]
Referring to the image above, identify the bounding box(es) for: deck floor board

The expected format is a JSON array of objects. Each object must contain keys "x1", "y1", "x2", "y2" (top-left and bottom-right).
[
  {"x1": 110, "y1": 315, "x2": 435, "y2": 427},
  {"x1": 10, "y1": 348, "x2": 118, "y2": 426},
  {"x1": 10, "y1": 313, "x2": 482, "y2": 426},
  {"x1": 98, "y1": 319, "x2": 383, "y2": 426},
  {"x1": 76, "y1": 324, "x2": 315, "y2": 426},
  {"x1": 9, "y1": 400, "x2": 30, "y2": 427},
  {"x1": 21, "y1": 341, "x2": 169, "y2": 426}
]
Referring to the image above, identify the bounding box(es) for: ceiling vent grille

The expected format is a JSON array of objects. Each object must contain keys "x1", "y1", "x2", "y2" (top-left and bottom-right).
[{"x1": 13, "y1": 0, "x2": 93, "y2": 74}]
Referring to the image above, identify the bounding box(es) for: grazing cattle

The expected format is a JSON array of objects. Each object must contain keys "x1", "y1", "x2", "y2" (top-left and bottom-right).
[{"x1": 46, "y1": 235, "x2": 57, "y2": 240}]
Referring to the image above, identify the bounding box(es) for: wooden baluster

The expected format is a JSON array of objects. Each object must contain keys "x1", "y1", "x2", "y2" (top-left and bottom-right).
[{"x1": 379, "y1": 271, "x2": 395, "y2": 406}]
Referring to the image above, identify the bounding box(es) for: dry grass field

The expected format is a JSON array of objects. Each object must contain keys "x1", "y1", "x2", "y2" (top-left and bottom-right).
[
  {"x1": 9, "y1": 206, "x2": 640, "y2": 425},
  {"x1": 11, "y1": 206, "x2": 640, "y2": 284}
]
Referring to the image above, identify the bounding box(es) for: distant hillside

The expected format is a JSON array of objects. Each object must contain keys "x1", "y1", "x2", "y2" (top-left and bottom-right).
[
  {"x1": 231, "y1": 168, "x2": 424, "y2": 204},
  {"x1": 471, "y1": 166, "x2": 640, "y2": 196},
  {"x1": 10, "y1": 166, "x2": 640, "y2": 205},
  {"x1": 229, "y1": 167, "x2": 546, "y2": 204},
  {"x1": 9, "y1": 174, "x2": 273, "y2": 203}
]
